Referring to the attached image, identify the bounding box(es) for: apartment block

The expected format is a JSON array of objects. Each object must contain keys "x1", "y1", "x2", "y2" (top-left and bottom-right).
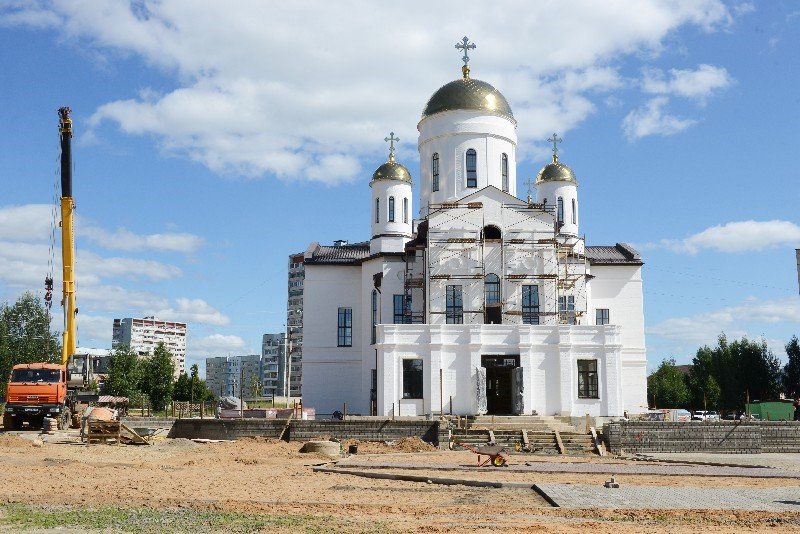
[
  {"x1": 112, "y1": 316, "x2": 186, "y2": 377},
  {"x1": 287, "y1": 252, "x2": 305, "y2": 397}
]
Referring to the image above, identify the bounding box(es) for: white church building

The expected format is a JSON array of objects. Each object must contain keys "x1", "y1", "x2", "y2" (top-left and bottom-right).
[{"x1": 301, "y1": 41, "x2": 647, "y2": 418}]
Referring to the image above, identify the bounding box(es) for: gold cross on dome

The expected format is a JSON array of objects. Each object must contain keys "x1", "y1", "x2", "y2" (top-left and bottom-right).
[
  {"x1": 384, "y1": 132, "x2": 399, "y2": 161},
  {"x1": 547, "y1": 132, "x2": 563, "y2": 157}
]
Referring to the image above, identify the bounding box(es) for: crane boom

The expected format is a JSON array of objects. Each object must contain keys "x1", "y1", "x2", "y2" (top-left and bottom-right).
[{"x1": 58, "y1": 107, "x2": 77, "y2": 365}]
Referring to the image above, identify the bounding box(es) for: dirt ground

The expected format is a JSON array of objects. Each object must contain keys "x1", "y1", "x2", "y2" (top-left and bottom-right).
[{"x1": 1, "y1": 431, "x2": 800, "y2": 532}]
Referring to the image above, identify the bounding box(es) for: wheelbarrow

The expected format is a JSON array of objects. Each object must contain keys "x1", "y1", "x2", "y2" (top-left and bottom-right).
[{"x1": 459, "y1": 442, "x2": 508, "y2": 467}]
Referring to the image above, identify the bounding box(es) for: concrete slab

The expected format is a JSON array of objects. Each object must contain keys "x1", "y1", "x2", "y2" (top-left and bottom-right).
[{"x1": 535, "y1": 483, "x2": 800, "y2": 511}]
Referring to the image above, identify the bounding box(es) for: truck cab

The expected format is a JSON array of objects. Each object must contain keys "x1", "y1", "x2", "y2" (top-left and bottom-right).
[{"x1": 4, "y1": 363, "x2": 70, "y2": 430}]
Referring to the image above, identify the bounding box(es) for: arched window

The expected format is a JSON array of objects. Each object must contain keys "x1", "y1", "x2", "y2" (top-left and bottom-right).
[
  {"x1": 375, "y1": 197, "x2": 380, "y2": 223},
  {"x1": 571, "y1": 198, "x2": 577, "y2": 224},
  {"x1": 466, "y1": 149, "x2": 477, "y2": 188},
  {"x1": 485, "y1": 273, "x2": 500, "y2": 305},
  {"x1": 403, "y1": 197, "x2": 408, "y2": 223},
  {"x1": 557, "y1": 197, "x2": 564, "y2": 225},
  {"x1": 389, "y1": 196, "x2": 395, "y2": 222},
  {"x1": 501, "y1": 153, "x2": 509, "y2": 192},
  {"x1": 482, "y1": 225, "x2": 501, "y2": 240},
  {"x1": 432, "y1": 153, "x2": 440, "y2": 192}
]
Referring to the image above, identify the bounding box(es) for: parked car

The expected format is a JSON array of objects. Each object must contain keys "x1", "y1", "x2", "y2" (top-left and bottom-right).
[
  {"x1": 692, "y1": 410, "x2": 708, "y2": 421},
  {"x1": 705, "y1": 411, "x2": 720, "y2": 421}
]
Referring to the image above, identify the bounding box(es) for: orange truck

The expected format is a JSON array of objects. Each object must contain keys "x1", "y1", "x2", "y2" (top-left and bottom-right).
[{"x1": 3, "y1": 363, "x2": 71, "y2": 430}]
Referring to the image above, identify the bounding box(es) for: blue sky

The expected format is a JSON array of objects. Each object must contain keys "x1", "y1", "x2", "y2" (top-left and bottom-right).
[{"x1": 0, "y1": 1, "x2": 798, "y2": 375}]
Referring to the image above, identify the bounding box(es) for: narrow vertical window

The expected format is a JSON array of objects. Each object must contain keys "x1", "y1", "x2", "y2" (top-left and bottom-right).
[
  {"x1": 571, "y1": 198, "x2": 577, "y2": 224},
  {"x1": 484, "y1": 274, "x2": 500, "y2": 305},
  {"x1": 403, "y1": 197, "x2": 408, "y2": 223},
  {"x1": 375, "y1": 198, "x2": 380, "y2": 223},
  {"x1": 557, "y1": 197, "x2": 564, "y2": 225},
  {"x1": 388, "y1": 196, "x2": 395, "y2": 222},
  {"x1": 501, "y1": 153, "x2": 509, "y2": 192},
  {"x1": 577, "y1": 360, "x2": 599, "y2": 398},
  {"x1": 432, "y1": 153, "x2": 440, "y2": 192},
  {"x1": 466, "y1": 149, "x2": 477, "y2": 188},
  {"x1": 446, "y1": 285, "x2": 463, "y2": 324},
  {"x1": 596, "y1": 308, "x2": 610, "y2": 325},
  {"x1": 559, "y1": 295, "x2": 576, "y2": 325},
  {"x1": 371, "y1": 290, "x2": 378, "y2": 344},
  {"x1": 522, "y1": 285, "x2": 540, "y2": 325},
  {"x1": 337, "y1": 307, "x2": 352, "y2": 347},
  {"x1": 393, "y1": 294, "x2": 404, "y2": 324}
]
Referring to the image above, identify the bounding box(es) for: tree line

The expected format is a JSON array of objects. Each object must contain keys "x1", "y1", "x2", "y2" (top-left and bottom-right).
[
  {"x1": 648, "y1": 334, "x2": 800, "y2": 412},
  {"x1": 104, "y1": 343, "x2": 215, "y2": 411}
]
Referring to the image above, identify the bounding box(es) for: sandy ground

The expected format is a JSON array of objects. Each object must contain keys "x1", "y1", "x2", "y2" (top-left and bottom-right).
[{"x1": 1, "y1": 431, "x2": 800, "y2": 532}]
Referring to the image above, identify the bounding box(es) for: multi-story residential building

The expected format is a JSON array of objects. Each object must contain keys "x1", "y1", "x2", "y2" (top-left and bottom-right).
[
  {"x1": 261, "y1": 333, "x2": 284, "y2": 396},
  {"x1": 205, "y1": 356, "x2": 231, "y2": 398},
  {"x1": 286, "y1": 252, "x2": 305, "y2": 397},
  {"x1": 112, "y1": 316, "x2": 187, "y2": 377}
]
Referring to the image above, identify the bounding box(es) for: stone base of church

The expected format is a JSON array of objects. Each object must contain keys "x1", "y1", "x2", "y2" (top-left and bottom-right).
[{"x1": 376, "y1": 324, "x2": 644, "y2": 418}]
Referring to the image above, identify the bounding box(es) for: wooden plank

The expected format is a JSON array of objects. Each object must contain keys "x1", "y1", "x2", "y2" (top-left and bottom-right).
[
  {"x1": 522, "y1": 429, "x2": 529, "y2": 446},
  {"x1": 278, "y1": 412, "x2": 294, "y2": 441},
  {"x1": 488, "y1": 430, "x2": 496, "y2": 444},
  {"x1": 554, "y1": 430, "x2": 565, "y2": 455}
]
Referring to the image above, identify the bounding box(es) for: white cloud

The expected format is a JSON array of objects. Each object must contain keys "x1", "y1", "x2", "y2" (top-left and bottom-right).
[
  {"x1": 642, "y1": 64, "x2": 732, "y2": 102},
  {"x1": 0, "y1": 204, "x2": 55, "y2": 241},
  {"x1": 622, "y1": 97, "x2": 697, "y2": 140},
  {"x1": 81, "y1": 224, "x2": 203, "y2": 254},
  {"x1": 647, "y1": 296, "x2": 800, "y2": 349},
  {"x1": 187, "y1": 333, "x2": 246, "y2": 358},
  {"x1": 0, "y1": 1, "x2": 735, "y2": 183},
  {"x1": 647, "y1": 220, "x2": 800, "y2": 254},
  {"x1": 152, "y1": 298, "x2": 230, "y2": 326}
]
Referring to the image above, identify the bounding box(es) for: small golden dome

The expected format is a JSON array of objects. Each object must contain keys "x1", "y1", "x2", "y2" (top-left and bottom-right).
[
  {"x1": 422, "y1": 78, "x2": 513, "y2": 119},
  {"x1": 535, "y1": 155, "x2": 578, "y2": 185},
  {"x1": 371, "y1": 159, "x2": 413, "y2": 184}
]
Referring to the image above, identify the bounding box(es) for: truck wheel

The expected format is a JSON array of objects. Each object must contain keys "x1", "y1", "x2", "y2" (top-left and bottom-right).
[{"x1": 2, "y1": 414, "x2": 12, "y2": 431}]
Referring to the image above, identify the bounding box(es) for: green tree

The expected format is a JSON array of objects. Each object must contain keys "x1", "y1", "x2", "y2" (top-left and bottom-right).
[
  {"x1": 688, "y1": 346, "x2": 722, "y2": 410},
  {"x1": 783, "y1": 336, "x2": 800, "y2": 397},
  {"x1": 248, "y1": 374, "x2": 261, "y2": 399},
  {"x1": 104, "y1": 344, "x2": 142, "y2": 401},
  {"x1": 140, "y1": 342, "x2": 175, "y2": 411},
  {"x1": 0, "y1": 292, "x2": 61, "y2": 396},
  {"x1": 647, "y1": 358, "x2": 690, "y2": 409}
]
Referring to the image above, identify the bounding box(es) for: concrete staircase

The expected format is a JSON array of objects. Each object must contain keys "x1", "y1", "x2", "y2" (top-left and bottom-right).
[{"x1": 449, "y1": 416, "x2": 597, "y2": 456}]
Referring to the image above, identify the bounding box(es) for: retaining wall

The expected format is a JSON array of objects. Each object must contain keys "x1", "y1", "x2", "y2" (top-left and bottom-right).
[
  {"x1": 168, "y1": 418, "x2": 444, "y2": 446},
  {"x1": 604, "y1": 421, "x2": 800, "y2": 454}
]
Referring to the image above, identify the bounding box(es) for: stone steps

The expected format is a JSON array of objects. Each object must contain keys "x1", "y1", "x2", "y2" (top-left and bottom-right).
[{"x1": 450, "y1": 428, "x2": 596, "y2": 455}]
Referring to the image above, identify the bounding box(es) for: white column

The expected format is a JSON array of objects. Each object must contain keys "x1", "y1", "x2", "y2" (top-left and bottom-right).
[{"x1": 557, "y1": 325, "x2": 573, "y2": 416}]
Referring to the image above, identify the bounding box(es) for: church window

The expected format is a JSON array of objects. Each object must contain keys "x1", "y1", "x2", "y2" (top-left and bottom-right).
[
  {"x1": 466, "y1": 149, "x2": 477, "y2": 188},
  {"x1": 402, "y1": 359, "x2": 423, "y2": 399},
  {"x1": 375, "y1": 198, "x2": 380, "y2": 223},
  {"x1": 485, "y1": 274, "x2": 500, "y2": 305},
  {"x1": 403, "y1": 197, "x2": 408, "y2": 223},
  {"x1": 446, "y1": 285, "x2": 463, "y2": 324},
  {"x1": 393, "y1": 294, "x2": 405, "y2": 324},
  {"x1": 432, "y1": 153, "x2": 440, "y2": 192},
  {"x1": 371, "y1": 290, "x2": 378, "y2": 344},
  {"x1": 522, "y1": 285, "x2": 540, "y2": 325},
  {"x1": 557, "y1": 197, "x2": 564, "y2": 225},
  {"x1": 559, "y1": 295, "x2": 576, "y2": 325},
  {"x1": 596, "y1": 308, "x2": 609, "y2": 325},
  {"x1": 389, "y1": 196, "x2": 395, "y2": 223},
  {"x1": 571, "y1": 198, "x2": 577, "y2": 224},
  {"x1": 501, "y1": 153, "x2": 509, "y2": 192},
  {"x1": 577, "y1": 360, "x2": 599, "y2": 398},
  {"x1": 337, "y1": 307, "x2": 352, "y2": 347},
  {"x1": 482, "y1": 225, "x2": 501, "y2": 240}
]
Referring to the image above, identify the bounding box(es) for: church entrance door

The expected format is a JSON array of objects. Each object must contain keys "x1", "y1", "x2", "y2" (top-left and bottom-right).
[{"x1": 482, "y1": 355, "x2": 519, "y2": 415}]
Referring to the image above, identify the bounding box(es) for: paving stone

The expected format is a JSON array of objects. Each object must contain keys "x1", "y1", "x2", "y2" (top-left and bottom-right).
[{"x1": 535, "y1": 483, "x2": 800, "y2": 511}]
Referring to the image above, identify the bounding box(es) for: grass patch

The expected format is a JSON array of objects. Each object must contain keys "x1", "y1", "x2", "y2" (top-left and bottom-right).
[{"x1": 0, "y1": 504, "x2": 376, "y2": 533}]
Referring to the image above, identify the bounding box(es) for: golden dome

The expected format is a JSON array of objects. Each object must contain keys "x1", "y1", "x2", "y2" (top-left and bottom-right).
[
  {"x1": 535, "y1": 155, "x2": 578, "y2": 185},
  {"x1": 422, "y1": 77, "x2": 513, "y2": 119},
  {"x1": 371, "y1": 158, "x2": 413, "y2": 184}
]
